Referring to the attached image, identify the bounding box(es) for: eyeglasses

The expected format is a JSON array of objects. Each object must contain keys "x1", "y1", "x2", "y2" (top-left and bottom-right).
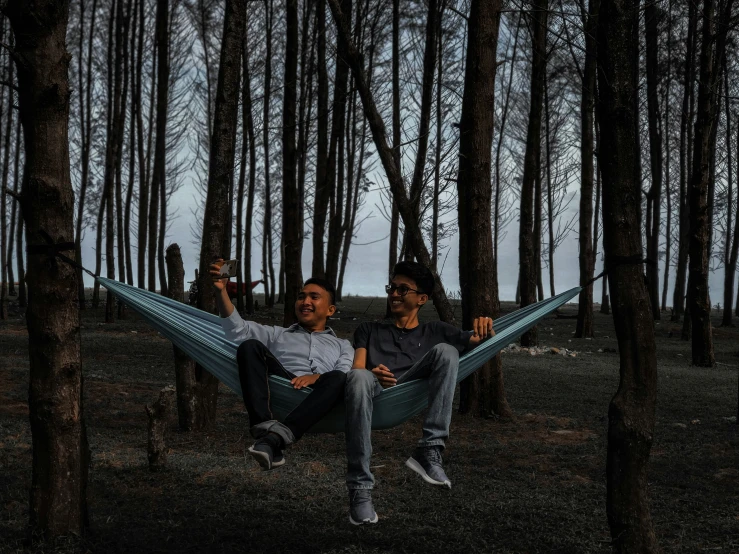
[{"x1": 385, "y1": 284, "x2": 421, "y2": 296}]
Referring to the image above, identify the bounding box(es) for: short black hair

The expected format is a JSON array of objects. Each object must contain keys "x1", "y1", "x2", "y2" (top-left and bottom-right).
[
  {"x1": 303, "y1": 277, "x2": 336, "y2": 305},
  {"x1": 391, "y1": 261, "x2": 435, "y2": 295}
]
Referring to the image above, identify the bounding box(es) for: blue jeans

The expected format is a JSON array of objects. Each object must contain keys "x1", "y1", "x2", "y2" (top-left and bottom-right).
[{"x1": 344, "y1": 343, "x2": 459, "y2": 490}]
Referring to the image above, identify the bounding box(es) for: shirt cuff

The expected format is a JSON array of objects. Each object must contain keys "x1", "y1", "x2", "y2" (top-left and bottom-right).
[{"x1": 220, "y1": 309, "x2": 243, "y2": 330}]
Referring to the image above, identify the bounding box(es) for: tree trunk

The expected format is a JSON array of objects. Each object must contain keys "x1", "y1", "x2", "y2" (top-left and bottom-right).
[
  {"x1": 165, "y1": 244, "x2": 198, "y2": 430},
  {"x1": 660, "y1": 0, "x2": 673, "y2": 313},
  {"x1": 242, "y1": 26, "x2": 257, "y2": 313},
  {"x1": 123, "y1": 0, "x2": 138, "y2": 288},
  {"x1": 327, "y1": 0, "x2": 456, "y2": 323},
  {"x1": 456, "y1": 0, "x2": 509, "y2": 418},
  {"x1": 282, "y1": 0, "x2": 300, "y2": 325},
  {"x1": 148, "y1": 0, "x2": 169, "y2": 293},
  {"x1": 687, "y1": 0, "x2": 733, "y2": 367},
  {"x1": 597, "y1": 1, "x2": 658, "y2": 550},
  {"x1": 135, "y1": 0, "x2": 148, "y2": 289},
  {"x1": 0, "y1": 35, "x2": 12, "y2": 320},
  {"x1": 262, "y1": 0, "x2": 274, "y2": 307},
  {"x1": 324, "y1": 0, "x2": 351, "y2": 288},
  {"x1": 722, "y1": 66, "x2": 738, "y2": 327},
  {"x1": 644, "y1": 0, "x2": 662, "y2": 320},
  {"x1": 7, "y1": 0, "x2": 90, "y2": 534},
  {"x1": 312, "y1": 0, "x2": 329, "y2": 279},
  {"x1": 146, "y1": 386, "x2": 175, "y2": 470},
  {"x1": 195, "y1": 0, "x2": 246, "y2": 427},
  {"x1": 575, "y1": 0, "x2": 598, "y2": 338},
  {"x1": 673, "y1": 0, "x2": 697, "y2": 321},
  {"x1": 518, "y1": 0, "x2": 548, "y2": 347}
]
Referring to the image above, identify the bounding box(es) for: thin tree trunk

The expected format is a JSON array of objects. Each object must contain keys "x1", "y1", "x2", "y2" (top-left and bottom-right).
[
  {"x1": 8, "y1": 0, "x2": 90, "y2": 533},
  {"x1": 597, "y1": 1, "x2": 658, "y2": 549},
  {"x1": 136, "y1": 0, "x2": 148, "y2": 289},
  {"x1": 575, "y1": 0, "x2": 599, "y2": 337},
  {"x1": 148, "y1": 0, "x2": 169, "y2": 293},
  {"x1": 673, "y1": 0, "x2": 697, "y2": 321},
  {"x1": 6, "y1": 118, "x2": 21, "y2": 300},
  {"x1": 456, "y1": 0, "x2": 509, "y2": 418},
  {"x1": 262, "y1": 0, "x2": 274, "y2": 307},
  {"x1": 661, "y1": 0, "x2": 672, "y2": 313},
  {"x1": 722, "y1": 65, "x2": 737, "y2": 327},
  {"x1": 282, "y1": 0, "x2": 300, "y2": 325},
  {"x1": 518, "y1": 0, "x2": 548, "y2": 346},
  {"x1": 327, "y1": 0, "x2": 456, "y2": 323},
  {"x1": 687, "y1": 0, "x2": 733, "y2": 367},
  {"x1": 242, "y1": 24, "x2": 257, "y2": 313},
  {"x1": 644, "y1": 0, "x2": 662, "y2": 320},
  {"x1": 195, "y1": 0, "x2": 246, "y2": 427},
  {"x1": 544, "y1": 71, "x2": 555, "y2": 298},
  {"x1": 312, "y1": 0, "x2": 329, "y2": 279},
  {"x1": 124, "y1": 0, "x2": 138, "y2": 287},
  {"x1": 0, "y1": 35, "x2": 13, "y2": 319}
]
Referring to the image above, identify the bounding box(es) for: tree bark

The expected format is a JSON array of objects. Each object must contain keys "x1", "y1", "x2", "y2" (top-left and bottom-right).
[
  {"x1": 575, "y1": 0, "x2": 599, "y2": 337},
  {"x1": 0, "y1": 34, "x2": 13, "y2": 320},
  {"x1": 673, "y1": 0, "x2": 697, "y2": 321},
  {"x1": 661, "y1": 0, "x2": 673, "y2": 313},
  {"x1": 165, "y1": 244, "x2": 198, "y2": 430},
  {"x1": 687, "y1": 0, "x2": 733, "y2": 367},
  {"x1": 7, "y1": 0, "x2": 90, "y2": 534},
  {"x1": 282, "y1": 0, "x2": 300, "y2": 325},
  {"x1": 722, "y1": 66, "x2": 738, "y2": 327},
  {"x1": 327, "y1": 0, "x2": 456, "y2": 323},
  {"x1": 195, "y1": 0, "x2": 246, "y2": 427},
  {"x1": 312, "y1": 0, "x2": 329, "y2": 280},
  {"x1": 597, "y1": 0, "x2": 658, "y2": 550},
  {"x1": 135, "y1": 0, "x2": 148, "y2": 290},
  {"x1": 644, "y1": 0, "x2": 662, "y2": 320},
  {"x1": 262, "y1": 0, "x2": 274, "y2": 307},
  {"x1": 146, "y1": 385, "x2": 175, "y2": 470},
  {"x1": 455, "y1": 0, "x2": 509, "y2": 418},
  {"x1": 518, "y1": 0, "x2": 548, "y2": 347},
  {"x1": 241, "y1": 26, "x2": 257, "y2": 313},
  {"x1": 148, "y1": 0, "x2": 169, "y2": 293}
]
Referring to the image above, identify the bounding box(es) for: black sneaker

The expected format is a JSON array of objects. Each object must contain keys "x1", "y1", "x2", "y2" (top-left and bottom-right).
[
  {"x1": 405, "y1": 446, "x2": 451, "y2": 488},
  {"x1": 247, "y1": 433, "x2": 285, "y2": 470},
  {"x1": 348, "y1": 489, "x2": 378, "y2": 525}
]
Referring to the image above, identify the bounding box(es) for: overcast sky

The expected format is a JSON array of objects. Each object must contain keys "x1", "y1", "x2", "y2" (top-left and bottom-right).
[{"x1": 76, "y1": 174, "x2": 735, "y2": 313}]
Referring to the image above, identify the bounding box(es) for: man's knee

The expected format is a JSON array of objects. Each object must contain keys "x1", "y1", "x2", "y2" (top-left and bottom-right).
[
  {"x1": 430, "y1": 343, "x2": 459, "y2": 362},
  {"x1": 346, "y1": 369, "x2": 376, "y2": 396},
  {"x1": 237, "y1": 339, "x2": 265, "y2": 358},
  {"x1": 318, "y1": 370, "x2": 348, "y2": 388}
]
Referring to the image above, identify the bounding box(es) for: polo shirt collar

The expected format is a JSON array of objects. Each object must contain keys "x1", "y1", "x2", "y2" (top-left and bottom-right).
[{"x1": 287, "y1": 323, "x2": 338, "y2": 337}]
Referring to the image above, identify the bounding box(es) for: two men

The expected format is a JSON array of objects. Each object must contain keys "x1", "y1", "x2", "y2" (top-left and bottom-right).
[
  {"x1": 213, "y1": 260, "x2": 493, "y2": 525},
  {"x1": 211, "y1": 261, "x2": 353, "y2": 470}
]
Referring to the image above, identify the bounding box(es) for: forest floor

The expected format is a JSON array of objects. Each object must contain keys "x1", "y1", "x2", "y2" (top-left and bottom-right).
[{"x1": 1, "y1": 288, "x2": 738, "y2": 553}]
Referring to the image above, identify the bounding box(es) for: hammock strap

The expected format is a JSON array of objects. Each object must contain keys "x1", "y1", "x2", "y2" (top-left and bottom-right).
[
  {"x1": 27, "y1": 229, "x2": 98, "y2": 279},
  {"x1": 582, "y1": 256, "x2": 655, "y2": 289}
]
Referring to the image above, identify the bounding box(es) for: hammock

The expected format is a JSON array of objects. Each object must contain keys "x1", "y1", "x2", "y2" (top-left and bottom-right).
[{"x1": 98, "y1": 277, "x2": 582, "y2": 433}]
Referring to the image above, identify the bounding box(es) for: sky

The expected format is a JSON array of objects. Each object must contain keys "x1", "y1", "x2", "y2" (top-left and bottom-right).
[{"x1": 77, "y1": 175, "x2": 734, "y2": 313}]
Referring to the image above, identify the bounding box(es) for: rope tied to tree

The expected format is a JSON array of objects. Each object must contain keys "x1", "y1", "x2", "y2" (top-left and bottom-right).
[
  {"x1": 583, "y1": 255, "x2": 656, "y2": 289},
  {"x1": 27, "y1": 229, "x2": 97, "y2": 279}
]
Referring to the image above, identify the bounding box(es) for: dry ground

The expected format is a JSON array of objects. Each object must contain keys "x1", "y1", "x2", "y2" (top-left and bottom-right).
[{"x1": 1, "y1": 290, "x2": 738, "y2": 553}]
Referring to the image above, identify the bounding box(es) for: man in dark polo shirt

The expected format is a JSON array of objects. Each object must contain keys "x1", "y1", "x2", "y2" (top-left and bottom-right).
[
  {"x1": 344, "y1": 261, "x2": 494, "y2": 525},
  {"x1": 210, "y1": 260, "x2": 353, "y2": 471}
]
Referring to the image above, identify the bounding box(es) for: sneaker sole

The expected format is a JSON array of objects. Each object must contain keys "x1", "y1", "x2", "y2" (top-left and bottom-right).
[
  {"x1": 405, "y1": 457, "x2": 452, "y2": 488},
  {"x1": 247, "y1": 447, "x2": 285, "y2": 470},
  {"x1": 349, "y1": 513, "x2": 379, "y2": 525}
]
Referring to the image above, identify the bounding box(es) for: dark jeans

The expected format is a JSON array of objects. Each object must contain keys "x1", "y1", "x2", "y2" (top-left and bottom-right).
[{"x1": 236, "y1": 339, "x2": 346, "y2": 445}]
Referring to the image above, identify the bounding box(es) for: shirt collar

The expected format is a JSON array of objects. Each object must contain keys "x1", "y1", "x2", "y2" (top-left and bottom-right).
[{"x1": 287, "y1": 323, "x2": 338, "y2": 337}]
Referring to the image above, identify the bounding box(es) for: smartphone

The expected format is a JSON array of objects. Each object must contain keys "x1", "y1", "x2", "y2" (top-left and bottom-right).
[{"x1": 216, "y1": 259, "x2": 239, "y2": 279}]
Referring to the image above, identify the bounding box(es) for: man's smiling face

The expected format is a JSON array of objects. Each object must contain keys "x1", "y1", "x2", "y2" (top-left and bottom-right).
[
  {"x1": 295, "y1": 283, "x2": 335, "y2": 331},
  {"x1": 387, "y1": 275, "x2": 427, "y2": 318}
]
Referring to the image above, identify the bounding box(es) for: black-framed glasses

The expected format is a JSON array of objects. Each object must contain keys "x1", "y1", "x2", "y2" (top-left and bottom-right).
[{"x1": 385, "y1": 284, "x2": 421, "y2": 296}]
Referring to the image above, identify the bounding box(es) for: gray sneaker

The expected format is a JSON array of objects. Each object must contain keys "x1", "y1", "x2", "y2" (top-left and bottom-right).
[
  {"x1": 247, "y1": 433, "x2": 285, "y2": 470},
  {"x1": 405, "y1": 446, "x2": 452, "y2": 488},
  {"x1": 348, "y1": 489, "x2": 378, "y2": 525}
]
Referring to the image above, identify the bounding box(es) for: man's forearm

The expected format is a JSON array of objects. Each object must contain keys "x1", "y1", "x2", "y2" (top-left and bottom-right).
[{"x1": 215, "y1": 287, "x2": 235, "y2": 318}]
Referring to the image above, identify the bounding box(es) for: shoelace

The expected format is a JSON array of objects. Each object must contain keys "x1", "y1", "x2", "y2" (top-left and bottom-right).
[{"x1": 423, "y1": 447, "x2": 443, "y2": 466}]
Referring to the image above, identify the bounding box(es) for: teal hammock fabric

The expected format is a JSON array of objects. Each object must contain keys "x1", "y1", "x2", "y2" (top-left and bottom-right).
[{"x1": 98, "y1": 277, "x2": 582, "y2": 433}]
